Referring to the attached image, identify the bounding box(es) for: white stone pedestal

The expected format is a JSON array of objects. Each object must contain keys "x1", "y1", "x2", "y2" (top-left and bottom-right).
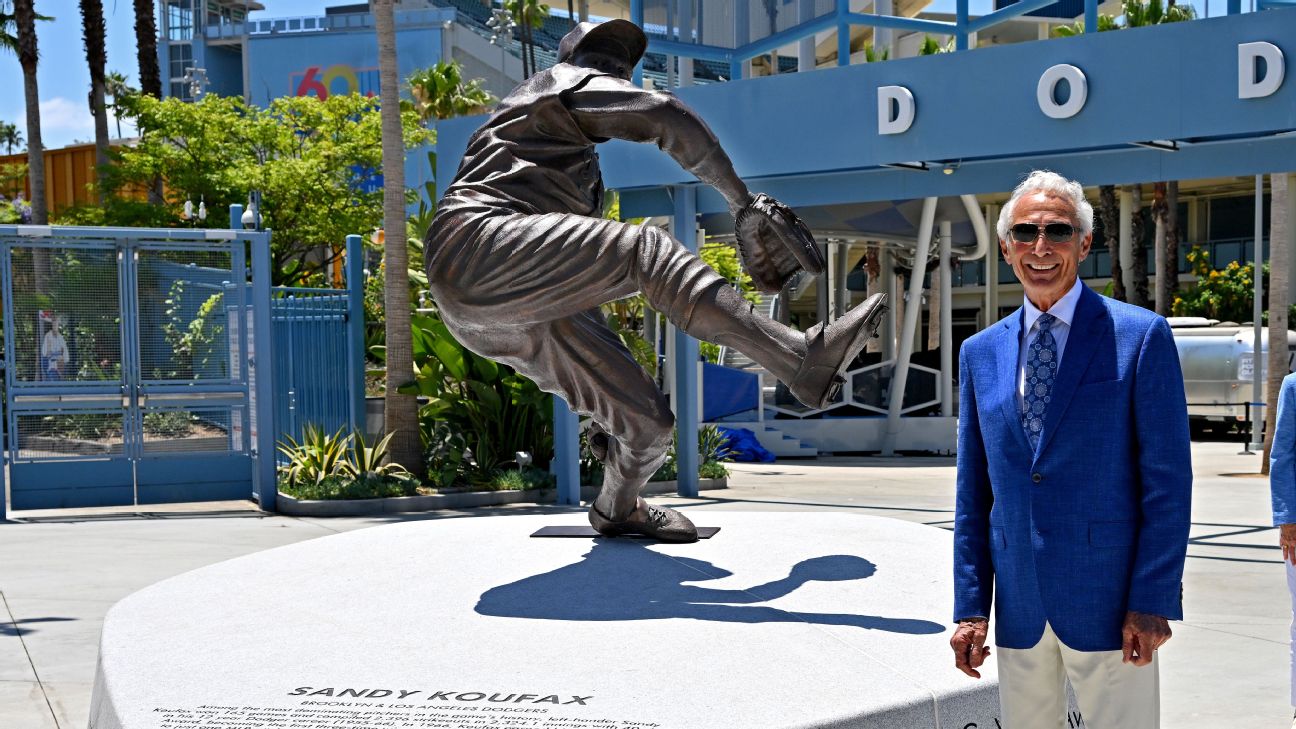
[{"x1": 90, "y1": 512, "x2": 1001, "y2": 728}]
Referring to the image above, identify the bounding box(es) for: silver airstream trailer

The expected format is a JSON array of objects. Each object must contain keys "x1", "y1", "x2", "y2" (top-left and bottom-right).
[{"x1": 1169, "y1": 317, "x2": 1296, "y2": 432}]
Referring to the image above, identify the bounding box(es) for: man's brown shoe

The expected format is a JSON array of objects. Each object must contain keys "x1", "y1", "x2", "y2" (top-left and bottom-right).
[
  {"x1": 588, "y1": 498, "x2": 698, "y2": 543},
  {"x1": 788, "y1": 292, "x2": 888, "y2": 410}
]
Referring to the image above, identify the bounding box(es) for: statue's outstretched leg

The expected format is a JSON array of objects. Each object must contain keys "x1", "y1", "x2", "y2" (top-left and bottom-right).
[{"x1": 632, "y1": 225, "x2": 887, "y2": 410}]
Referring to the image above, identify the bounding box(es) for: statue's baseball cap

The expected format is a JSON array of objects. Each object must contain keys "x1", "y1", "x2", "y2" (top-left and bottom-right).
[{"x1": 557, "y1": 19, "x2": 648, "y2": 67}]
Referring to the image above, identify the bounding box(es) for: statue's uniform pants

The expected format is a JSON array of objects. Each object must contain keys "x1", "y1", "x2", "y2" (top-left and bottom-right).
[{"x1": 426, "y1": 207, "x2": 757, "y2": 518}]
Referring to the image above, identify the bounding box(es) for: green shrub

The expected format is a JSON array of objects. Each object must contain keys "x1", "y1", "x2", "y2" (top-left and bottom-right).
[
  {"x1": 281, "y1": 473, "x2": 418, "y2": 501},
  {"x1": 1172, "y1": 247, "x2": 1296, "y2": 324},
  {"x1": 143, "y1": 410, "x2": 196, "y2": 437},
  {"x1": 482, "y1": 467, "x2": 556, "y2": 492},
  {"x1": 699, "y1": 460, "x2": 729, "y2": 480},
  {"x1": 396, "y1": 313, "x2": 553, "y2": 482}
]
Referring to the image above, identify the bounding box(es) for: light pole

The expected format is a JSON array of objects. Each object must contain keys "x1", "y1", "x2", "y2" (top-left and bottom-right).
[
  {"x1": 488, "y1": 7, "x2": 517, "y2": 79},
  {"x1": 242, "y1": 147, "x2": 268, "y2": 231},
  {"x1": 182, "y1": 67, "x2": 210, "y2": 101}
]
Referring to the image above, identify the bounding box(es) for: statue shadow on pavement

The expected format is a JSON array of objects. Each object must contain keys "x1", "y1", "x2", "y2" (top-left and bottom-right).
[{"x1": 475, "y1": 540, "x2": 944, "y2": 635}]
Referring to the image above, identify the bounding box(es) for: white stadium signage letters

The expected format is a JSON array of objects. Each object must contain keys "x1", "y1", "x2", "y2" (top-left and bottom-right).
[
  {"x1": 1036, "y1": 64, "x2": 1088, "y2": 119},
  {"x1": 875, "y1": 39, "x2": 1286, "y2": 135},
  {"x1": 877, "y1": 85, "x2": 916, "y2": 135},
  {"x1": 1239, "y1": 41, "x2": 1285, "y2": 99}
]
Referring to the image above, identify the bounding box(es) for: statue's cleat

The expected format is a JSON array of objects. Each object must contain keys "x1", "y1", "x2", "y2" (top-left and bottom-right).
[
  {"x1": 789, "y1": 292, "x2": 888, "y2": 410},
  {"x1": 588, "y1": 498, "x2": 698, "y2": 543}
]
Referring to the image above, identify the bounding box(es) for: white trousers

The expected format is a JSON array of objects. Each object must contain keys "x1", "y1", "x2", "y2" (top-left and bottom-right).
[
  {"x1": 1287, "y1": 559, "x2": 1296, "y2": 706},
  {"x1": 997, "y1": 623, "x2": 1159, "y2": 729}
]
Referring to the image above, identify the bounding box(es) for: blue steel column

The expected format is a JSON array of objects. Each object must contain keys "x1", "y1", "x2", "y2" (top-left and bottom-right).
[
  {"x1": 956, "y1": 0, "x2": 969, "y2": 50},
  {"x1": 0, "y1": 238, "x2": 5, "y2": 519},
  {"x1": 673, "y1": 185, "x2": 700, "y2": 498},
  {"x1": 2, "y1": 235, "x2": 9, "y2": 521},
  {"x1": 250, "y1": 232, "x2": 278, "y2": 512},
  {"x1": 631, "y1": 0, "x2": 645, "y2": 87},
  {"x1": 1227, "y1": 0, "x2": 1241, "y2": 13},
  {"x1": 1085, "y1": 0, "x2": 1098, "y2": 32},
  {"x1": 0, "y1": 412, "x2": 6, "y2": 520},
  {"x1": 733, "y1": 0, "x2": 750, "y2": 79},
  {"x1": 344, "y1": 234, "x2": 366, "y2": 434},
  {"x1": 553, "y1": 398, "x2": 581, "y2": 504},
  {"x1": 837, "y1": 0, "x2": 850, "y2": 66}
]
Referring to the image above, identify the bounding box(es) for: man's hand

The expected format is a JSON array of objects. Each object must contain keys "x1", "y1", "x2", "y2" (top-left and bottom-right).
[
  {"x1": 1121, "y1": 611, "x2": 1171, "y2": 666},
  {"x1": 950, "y1": 617, "x2": 991, "y2": 678},
  {"x1": 1280, "y1": 523, "x2": 1296, "y2": 565}
]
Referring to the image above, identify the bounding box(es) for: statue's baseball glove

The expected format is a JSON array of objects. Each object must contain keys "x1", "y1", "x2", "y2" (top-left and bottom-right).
[{"x1": 734, "y1": 193, "x2": 825, "y2": 294}]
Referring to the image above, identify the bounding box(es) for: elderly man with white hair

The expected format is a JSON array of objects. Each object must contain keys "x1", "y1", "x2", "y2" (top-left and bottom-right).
[{"x1": 949, "y1": 170, "x2": 1192, "y2": 728}]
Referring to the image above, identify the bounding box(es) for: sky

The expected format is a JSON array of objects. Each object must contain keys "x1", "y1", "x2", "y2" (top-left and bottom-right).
[{"x1": 0, "y1": 0, "x2": 1226, "y2": 150}]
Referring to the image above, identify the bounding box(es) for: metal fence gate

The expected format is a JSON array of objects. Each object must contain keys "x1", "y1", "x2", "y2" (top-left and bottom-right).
[
  {"x1": 0, "y1": 225, "x2": 365, "y2": 516},
  {"x1": 271, "y1": 234, "x2": 366, "y2": 461}
]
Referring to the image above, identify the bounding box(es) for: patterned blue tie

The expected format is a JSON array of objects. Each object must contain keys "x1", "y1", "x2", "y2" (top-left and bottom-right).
[{"x1": 1022, "y1": 313, "x2": 1058, "y2": 452}]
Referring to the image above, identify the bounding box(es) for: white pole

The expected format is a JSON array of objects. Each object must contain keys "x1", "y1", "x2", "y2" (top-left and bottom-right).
[
  {"x1": 1120, "y1": 189, "x2": 1134, "y2": 297},
  {"x1": 882, "y1": 249, "x2": 897, "y2": 359},
  {"x1": 1252, "y1": 174, "x2": 1265, "y2": 450},
  {"x1": 882, "y1": 196, "x2": 937, "y2": 456},
  {"x1": 836, "y1": 243, "x2": 852, "y2": 320},
  {"x1": 940, "y1": 220, "x2": 953, "y2": 417}
]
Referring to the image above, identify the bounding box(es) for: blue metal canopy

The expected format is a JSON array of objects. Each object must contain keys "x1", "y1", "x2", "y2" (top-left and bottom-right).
[{"x1": 436, "y1": 9, "x2": 1296, "y2": 220}]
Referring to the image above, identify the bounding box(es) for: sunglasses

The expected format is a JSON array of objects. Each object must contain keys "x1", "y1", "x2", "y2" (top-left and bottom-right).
[{"x1": 1009, "y1": 222, "x2": 1077, "y2": 244}]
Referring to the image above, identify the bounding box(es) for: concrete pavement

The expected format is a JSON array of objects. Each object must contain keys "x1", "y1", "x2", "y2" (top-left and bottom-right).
[{"x1": 0, "y1": 440, "x2": 1287, "y2": 728}]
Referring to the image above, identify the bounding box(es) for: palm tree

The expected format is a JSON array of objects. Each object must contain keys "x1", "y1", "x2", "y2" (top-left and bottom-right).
[
  {"x1": 104, "y1": 70, "x2": 135, "y2": 139},
  {"x1": 1152, "y1": 180, "x2": 1180, "y2": 314},
  {"x1": 1263, "y1": 173, "x2": 1290, "y2": 472},
  {"x1": 918, "y1": 35, "x2": 953, "y2": 55},
  {"x1": 407, "y1": 62, "x2": 496, "y2": 124},
  {"x1": 506, "y1": 0, "x2": 548, "y2": 79},
  {"x1": 0, "y1": 121, "x2": 21, "y2": 155},
  {"x1": 80, "y1": 0, "x2": 110, "y2": 192},
  {"x1": 862, "y1": 44, "x2": 889, "y2": 62},
  {"x1": 132, "y1": 0, "x2": 162, "y2": 203},
  {"x1": 1099, "y1": 185, "x2": 1125, "y2": 301},
  {"x1": 134, "y1": 0, "x2": 160, "y2": 97},
  {"x1": 1152, "y1": 182, "x2": 1167, "y2": 313},
  {"x1": 1129, "y1": 183, "x2": 1150, "y2": 308},
  {"x1": 374, "y1": 0, "x2": 423, "y2": 478},
  {"x1": 13, "y1": 0, "x2": 46, "y2": 224}
]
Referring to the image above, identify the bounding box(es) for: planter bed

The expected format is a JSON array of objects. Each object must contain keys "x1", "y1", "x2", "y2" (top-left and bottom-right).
[{"x1": 276, "y1": 476, "x2": 727, "y2": 517}]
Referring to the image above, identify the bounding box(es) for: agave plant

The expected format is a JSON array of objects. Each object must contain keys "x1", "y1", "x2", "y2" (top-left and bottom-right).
[
  {"x1": 342, "y1": 429, "x2": 409, "y2": 481},
  {"x1": 277, "y1": 424, "x2": 352, "y2": 488}
]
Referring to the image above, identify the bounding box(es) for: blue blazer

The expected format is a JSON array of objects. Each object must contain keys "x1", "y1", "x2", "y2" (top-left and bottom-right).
[
  {"x1": 953, "y1": 284, "x2": 1192, "y2": 652},
  {"x1": 1270, "y1": 373, "x2": 1296, "y2": 525}
]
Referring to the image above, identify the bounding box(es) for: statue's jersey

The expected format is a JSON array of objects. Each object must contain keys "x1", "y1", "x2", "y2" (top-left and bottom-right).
[{"x1": 434, "y1": 63, "x2": 738, "y2": 221}]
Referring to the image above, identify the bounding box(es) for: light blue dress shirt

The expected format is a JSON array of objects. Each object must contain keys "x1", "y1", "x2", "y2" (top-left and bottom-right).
[
  {"x1": 1018, "y1": 278, "x2": 1084, "y2": 404},
  {"x1": 1270, "y1": 372, "x2": 1296, "y2": 525}
]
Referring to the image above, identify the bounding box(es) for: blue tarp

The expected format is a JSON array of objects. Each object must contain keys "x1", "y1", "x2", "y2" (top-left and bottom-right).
[
  {"x1": 702, "y1": 362, "x2": 759, "y2": 421},
  {"x1": 718, "y1": 426, "x2": 775, "y2": 463}
]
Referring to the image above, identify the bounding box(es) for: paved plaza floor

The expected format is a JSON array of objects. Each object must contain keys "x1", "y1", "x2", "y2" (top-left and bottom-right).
[{"x1": 0, "y1": 440, "x2": 1286, "y2": 728}]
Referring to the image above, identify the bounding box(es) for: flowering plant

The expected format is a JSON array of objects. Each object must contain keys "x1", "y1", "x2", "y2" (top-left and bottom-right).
[{"x1": 0, "y1": 193, "x2": 32, "y2": 224}]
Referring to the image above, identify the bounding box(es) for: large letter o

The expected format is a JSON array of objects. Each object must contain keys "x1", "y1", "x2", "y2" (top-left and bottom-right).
[{"x1": 1036, "y1": 64, "x2": 1088, "y2": 119}]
